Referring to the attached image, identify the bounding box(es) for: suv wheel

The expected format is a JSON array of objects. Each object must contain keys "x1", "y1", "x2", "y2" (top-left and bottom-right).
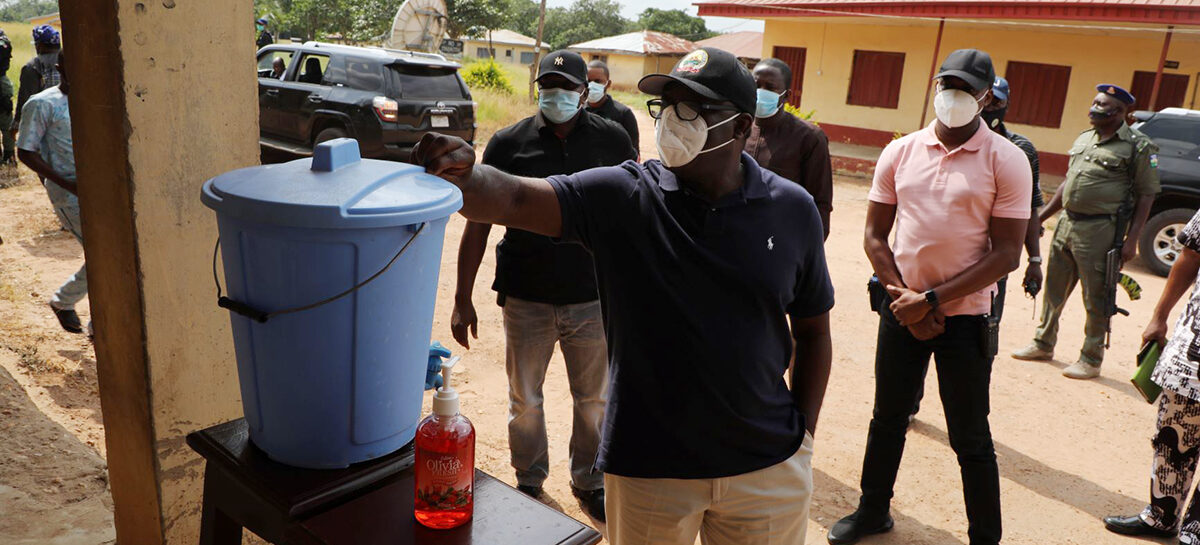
[
  {"x1": 1139, "y1": 208, "x2": 1194, "y2": 277},
  {"x1": 315, "y1": 127, "x2": 348, "y2": 145}
]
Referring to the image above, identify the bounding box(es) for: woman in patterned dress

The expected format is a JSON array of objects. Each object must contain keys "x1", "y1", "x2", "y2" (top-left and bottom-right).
[{"x1": 1105, "y1": 209, "x2": 1200, "y2": 544}]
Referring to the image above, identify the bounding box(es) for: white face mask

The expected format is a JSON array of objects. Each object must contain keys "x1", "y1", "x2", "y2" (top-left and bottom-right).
[
  {"x1": 933, "y1": 87, "x2": 987, "y2": 128},
  {"x1": 655, "y1": 103, "x2": 739, "y2": 168},
  {"x1": 587, "y1": 81, "x2": 606, "y2": 104}
]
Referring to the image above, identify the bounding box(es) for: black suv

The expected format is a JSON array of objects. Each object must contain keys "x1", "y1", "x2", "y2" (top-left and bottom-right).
[
  {"x1": 255, "y1": 42, "x2": 475, "y2": 161},
  {"x1": 1131, "y1": 108, "x2": 1200, "y2": 276}
]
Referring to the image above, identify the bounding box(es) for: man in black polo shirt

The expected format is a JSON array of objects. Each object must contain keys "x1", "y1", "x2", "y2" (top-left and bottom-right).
[
  {"x1": 417, "y1": 47, "x2": 833, "y2": 545},
  {"x1": 450, "y1": 50, "x2": 634, "y2": 523},
  {"x1": 585, "y1": 60, "x2": 640, "y2": 154}
]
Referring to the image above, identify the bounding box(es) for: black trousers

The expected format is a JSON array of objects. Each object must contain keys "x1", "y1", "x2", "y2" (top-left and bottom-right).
[{"x1": 858, "y1": 302, "x2": 1002, "y2": 545}]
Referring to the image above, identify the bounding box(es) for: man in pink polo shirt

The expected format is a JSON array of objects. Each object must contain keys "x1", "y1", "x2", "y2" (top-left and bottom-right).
[{"x1": 829, "y1": 49, "x2": 1031, "y2": 545}]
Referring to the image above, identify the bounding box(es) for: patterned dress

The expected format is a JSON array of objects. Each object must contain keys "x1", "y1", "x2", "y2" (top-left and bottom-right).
[{"x1": 1141, "y1": 210, "x2": 1200, "y2": 542}]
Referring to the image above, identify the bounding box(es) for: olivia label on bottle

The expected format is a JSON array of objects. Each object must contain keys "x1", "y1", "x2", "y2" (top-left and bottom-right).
[{"x1": 415, "y1": 450, "x2": 473, "y2": 511}]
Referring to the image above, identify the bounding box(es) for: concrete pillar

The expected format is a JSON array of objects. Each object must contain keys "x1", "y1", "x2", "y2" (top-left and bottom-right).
[{"x1": 61, "y1": 2, "x2": 257, "y2": 543}]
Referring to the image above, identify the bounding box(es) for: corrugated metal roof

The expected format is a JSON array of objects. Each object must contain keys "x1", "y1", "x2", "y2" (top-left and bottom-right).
[
  {"x1": 698, "y1": 0, "x2": 1200, "y2": 5},
  {"x1": 568, "y1": 31, "x2": 697, "y2": 56},
  {"x1": 695, "y1": 0, "x2": 1200, "y2": 24},
  {"x1": 469, "y1": 29, "x2": 550, "y2": 49},
  {"x1": 696, "y1": 31, "x2": 764, "y2": 59}
]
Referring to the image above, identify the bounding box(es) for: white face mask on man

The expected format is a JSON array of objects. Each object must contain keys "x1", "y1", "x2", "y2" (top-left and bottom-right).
[
  {"x1": 933, "y1": 85, "x2": 988, "y2": 129},
  {"x1": 655, "y1": 103, "x2": 740, "y2": 168}
]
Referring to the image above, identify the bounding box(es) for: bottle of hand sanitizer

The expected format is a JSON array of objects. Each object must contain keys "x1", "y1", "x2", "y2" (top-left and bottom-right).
[{"x1": 414, "y1": 356, "x2": 475, "y2": 529}]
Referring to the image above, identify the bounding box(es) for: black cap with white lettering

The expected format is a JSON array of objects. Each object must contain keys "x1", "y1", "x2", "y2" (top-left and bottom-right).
[{"x1": 536, "y1": 50, "x2": 587, "y2": 86}]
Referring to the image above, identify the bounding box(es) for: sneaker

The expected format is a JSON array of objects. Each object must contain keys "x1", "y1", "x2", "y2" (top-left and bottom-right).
[
  {"x1": 516, "y1": 484, "x2": 543, "y2": 498},
  {"x1": 50, "y1": 304, "x2": 83, "y2": 333},
  {"x1": 572, "y1": 486, "x2": 606, "y2": 523},
  {"x1": 1011, "y1": 343, "x2": 1053, "y2": 361},
  {"x1": 1063, "y1": 360, "x2": 1101, "y2": 380}
]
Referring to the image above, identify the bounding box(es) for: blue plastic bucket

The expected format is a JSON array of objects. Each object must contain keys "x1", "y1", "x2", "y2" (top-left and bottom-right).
[{"x1": 201, "y1": 139, "x2": 462, "y2": 468}]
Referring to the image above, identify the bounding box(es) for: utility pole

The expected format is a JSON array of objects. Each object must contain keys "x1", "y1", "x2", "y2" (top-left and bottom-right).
[{"x1": 528, "y1": 0, "x2": 547, "y2": 102}]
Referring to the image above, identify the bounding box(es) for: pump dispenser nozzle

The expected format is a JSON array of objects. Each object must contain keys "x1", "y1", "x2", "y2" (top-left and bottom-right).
[{"x1": 432, "y1": 356, "x2": 462, "y2": 416}]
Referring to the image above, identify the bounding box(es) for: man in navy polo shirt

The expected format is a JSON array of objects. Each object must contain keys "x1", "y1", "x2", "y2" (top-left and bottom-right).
[{"x1": 412, "y1": 47, "x2": 834, "y2": 545}]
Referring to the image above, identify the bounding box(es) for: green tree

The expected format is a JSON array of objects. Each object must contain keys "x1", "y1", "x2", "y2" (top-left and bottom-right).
[
  {"x1": 445, "y1": 0, "x2": 502, "y2": 40},
  {"x1": 499, "y1": 0, "x2": 541, "y2": 39},
  {"x1": 542, "y1": 0, "x2": 630, "y2": 50},
  {"x1": 344, "y1": 0, "x2": 403, "y2": 42},
  {"x1": 0, "y1": 0, "x2": 58, "y2": 23},
  {"x1": 254, "y1": 0, "x2": 403, "y2": 43},
  {"x1": 633, "y1": 8, "x2": 714, "y2": 41}
]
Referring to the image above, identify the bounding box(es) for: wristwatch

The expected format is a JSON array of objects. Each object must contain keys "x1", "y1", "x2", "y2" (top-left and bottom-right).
[
  {"x1": 924, "y1": 289, "x2": 940, "y2": 310},
  {"x1": 1028, "y1": 256, "x2": 1043, "y2": 265}
]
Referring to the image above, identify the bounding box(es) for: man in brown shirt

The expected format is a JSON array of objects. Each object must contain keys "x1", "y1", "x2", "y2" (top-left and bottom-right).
[{"x1": 746, "y1": 58, "x2": 833, "y2": 239}]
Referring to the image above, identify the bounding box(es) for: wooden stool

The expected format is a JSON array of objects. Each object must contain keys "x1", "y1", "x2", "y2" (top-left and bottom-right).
[{"x1": 188, "y1": 419, "x2": 601, "y2": 545}]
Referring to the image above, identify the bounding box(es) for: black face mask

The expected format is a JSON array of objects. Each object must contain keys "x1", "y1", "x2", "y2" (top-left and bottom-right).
[
  {"x1": 1089, "y1": 106, "x2": 1118, "y2": 122},
  {"x1": 981, "y1": 106, "x2": 1007, "y2": 130}
]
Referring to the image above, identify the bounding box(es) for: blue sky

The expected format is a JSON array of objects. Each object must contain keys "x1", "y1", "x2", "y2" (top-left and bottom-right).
[{"x1": 543, "y1": 0, "x2": 766, "y2": 34}]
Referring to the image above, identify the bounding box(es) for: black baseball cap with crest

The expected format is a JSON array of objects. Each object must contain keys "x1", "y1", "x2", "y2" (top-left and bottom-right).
[
  {"x1": 536, "y1": 50, "x2": 587, "y2": 86},
  {"x1": 638, "y1": 47, "x2": 756, "y2": 115}
]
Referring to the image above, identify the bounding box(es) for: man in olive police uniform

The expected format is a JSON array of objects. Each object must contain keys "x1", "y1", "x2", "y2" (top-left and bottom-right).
[{"x1": 1012, "y1": 84, "x2": 1160, "y2": 379}]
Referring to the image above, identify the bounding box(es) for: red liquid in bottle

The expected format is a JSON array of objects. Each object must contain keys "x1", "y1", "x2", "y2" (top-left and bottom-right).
[{"x1": 414, "y1": 412, "x2": 475, "y2": 529}]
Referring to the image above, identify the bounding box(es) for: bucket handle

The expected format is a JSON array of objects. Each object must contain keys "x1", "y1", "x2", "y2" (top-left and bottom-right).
[{"x1": 212, "y1": 222, "x2": 427, "y2": 323}]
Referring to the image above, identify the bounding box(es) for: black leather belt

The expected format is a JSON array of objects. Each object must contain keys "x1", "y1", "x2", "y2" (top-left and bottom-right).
[{"x1": 1066, "y1": 210, "x2": 1113, "y2": 222}]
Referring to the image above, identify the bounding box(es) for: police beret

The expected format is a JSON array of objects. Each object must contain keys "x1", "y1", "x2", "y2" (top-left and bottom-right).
[{"x1": 1096, "y1": 83, "x2": 1135, "y2": 105}]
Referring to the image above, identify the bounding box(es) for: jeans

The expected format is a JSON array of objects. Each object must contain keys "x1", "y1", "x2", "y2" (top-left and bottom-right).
[
  {"x1": 502, "y1": 296, "x2": 608, "y2": 491},
  {"x1": 46, "y1": 187, "x2": 87, "y2": 310},
  {"x1": 606, "y1": 434, "x2": 813, "y2": 545},
  {"x1": 858, "y1": 302, "x2": 1002, "y2": 545}
]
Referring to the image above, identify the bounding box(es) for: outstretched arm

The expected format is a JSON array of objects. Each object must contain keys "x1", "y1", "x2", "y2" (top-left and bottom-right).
[{"x1": 412, "y1": 133, "x2": 563, "y2": 237}]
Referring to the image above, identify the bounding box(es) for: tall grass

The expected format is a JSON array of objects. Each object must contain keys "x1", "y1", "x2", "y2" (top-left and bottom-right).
[{"x1": 3, "y1": 22, "x2": 38, "y2": 92}]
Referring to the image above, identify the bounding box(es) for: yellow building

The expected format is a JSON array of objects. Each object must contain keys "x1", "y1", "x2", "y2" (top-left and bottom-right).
[
  {"x1": 27, "y1": 12, "x2": 61, "y2": 28},
  {"x1": 462, "y1": 29, "x2": 550, "y2": 65},
  {"x1": 569, "y1": 31, "x2": 696, "y2": 90},
  {"x1": 697, "y1": 0, "x2": 1200, "y2": 174}
]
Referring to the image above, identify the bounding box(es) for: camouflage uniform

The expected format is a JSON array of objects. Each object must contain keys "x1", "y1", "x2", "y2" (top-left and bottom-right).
[{"x1": 1033, "y1": 123, "x2": 1160, "y2": 365}]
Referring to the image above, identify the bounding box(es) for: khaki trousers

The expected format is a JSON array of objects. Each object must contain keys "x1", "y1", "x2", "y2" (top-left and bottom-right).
[
  {"x1": 605, "y1": 433, "x2": 813, "y2": 545},
  {"x1": 1034, "y1": 213, "x2": 1117, "y2": 365}
]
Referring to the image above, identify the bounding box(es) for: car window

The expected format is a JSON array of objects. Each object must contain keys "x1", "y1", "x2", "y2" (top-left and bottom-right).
[
  {"x1": 1139, "y1": 118, "x2": 1200, "y2": 150},
  {"x1": 389, "y1": 64, "x2": 464, "y2": 99},
  {"x1": 257, "y1": 50, "x2": 294, "y2": 80},
  {"x1": 344, "y1": 59, "x2": 384, "y2": 92},
  {"x1": 292, "y1": 53, "x2": 331, "y2": 85}
]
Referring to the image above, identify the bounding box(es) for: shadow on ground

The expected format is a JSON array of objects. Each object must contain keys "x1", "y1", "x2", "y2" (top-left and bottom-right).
[{"x1": 0, "y1": 361, "x2": 114, "y2": 544}]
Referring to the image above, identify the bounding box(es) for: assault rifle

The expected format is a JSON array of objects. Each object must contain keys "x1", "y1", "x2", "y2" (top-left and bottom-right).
[{"x1": 1103, "y1": 201, "x2": 1133, "y2": 348}]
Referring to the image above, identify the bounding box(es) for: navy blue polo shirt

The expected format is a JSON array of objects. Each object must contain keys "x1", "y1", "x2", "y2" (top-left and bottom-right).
[{"x1": 548, "y1": 153, "x2": 835, "y2": 479}]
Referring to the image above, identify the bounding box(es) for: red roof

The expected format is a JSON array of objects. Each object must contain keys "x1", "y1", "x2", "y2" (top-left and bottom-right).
[
  {"x1": 695, "y1": 0, "x2": 1200, "y2": 25},
  {"x1": 696, "y1": 31, "x2": 764, "y2": 59}
]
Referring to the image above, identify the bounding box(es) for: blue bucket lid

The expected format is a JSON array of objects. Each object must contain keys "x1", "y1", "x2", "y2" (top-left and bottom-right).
[{"x1": 201, "y1": 139, "x2": 462, "y2": 229}]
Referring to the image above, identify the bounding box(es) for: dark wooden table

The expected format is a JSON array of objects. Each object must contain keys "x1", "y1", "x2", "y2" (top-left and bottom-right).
[{"x1": 188, "y1": 419, "x2": 601, "y2": 545}]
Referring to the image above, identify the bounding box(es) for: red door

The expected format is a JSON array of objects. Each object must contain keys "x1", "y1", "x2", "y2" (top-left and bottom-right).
[
  {"x1": 1130, "y1": 70, "x2": 1191, "y2": 111},
  {"x1": 772, "y1": 46, "x2": 807, "y2": 108}
]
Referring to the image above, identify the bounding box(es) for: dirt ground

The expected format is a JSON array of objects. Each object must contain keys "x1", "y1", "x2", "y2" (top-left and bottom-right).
[
  {"x1": 0, "y1": 115, "x2": 1184, "y2": 545},
  {"x1": 0, "y1": 169, "x2": 114, "y2": 544}
]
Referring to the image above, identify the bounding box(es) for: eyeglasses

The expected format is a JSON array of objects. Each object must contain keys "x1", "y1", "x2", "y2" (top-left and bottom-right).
[{"x1": 646, "y1": 99, "x2": 740, "y2": 122}]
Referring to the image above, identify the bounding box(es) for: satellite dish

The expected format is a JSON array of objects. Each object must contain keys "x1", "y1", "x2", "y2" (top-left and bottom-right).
[{"x1": 386, "y1": 0, "x2": 447, "y2": 53}]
